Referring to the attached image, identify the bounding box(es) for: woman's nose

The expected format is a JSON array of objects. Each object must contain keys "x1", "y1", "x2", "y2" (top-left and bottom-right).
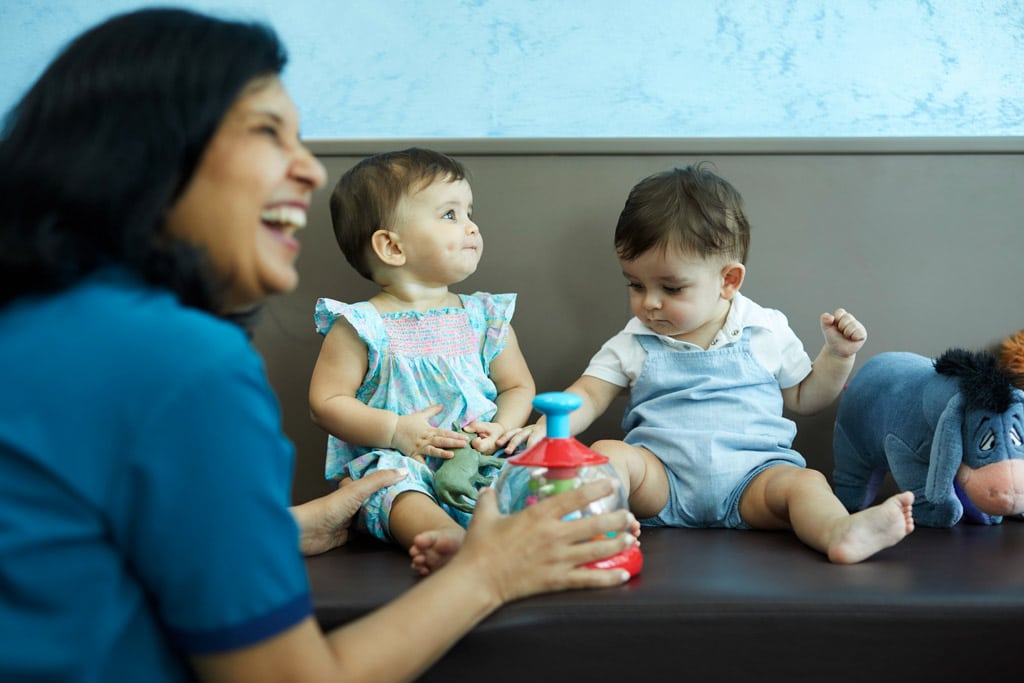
[{"x1": 293, "y1": 145, "x2": 327, "y2": 190}]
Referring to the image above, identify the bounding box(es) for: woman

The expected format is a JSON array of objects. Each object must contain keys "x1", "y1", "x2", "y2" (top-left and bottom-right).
[{"x1": 0, "y1": 9, "x2": 635, "y2": 682}]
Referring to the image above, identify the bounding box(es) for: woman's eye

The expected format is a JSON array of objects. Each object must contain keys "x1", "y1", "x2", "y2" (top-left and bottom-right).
[
  {"x1": 626, "y1": 282, "x2": 643, "y2": 290},
  {"x1": 257, "y1": 125, "x2": 281, "y2": 140}
]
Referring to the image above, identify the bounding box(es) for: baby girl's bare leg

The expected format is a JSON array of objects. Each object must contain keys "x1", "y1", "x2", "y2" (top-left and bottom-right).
[{"x1": 390, "y1": 491, "x2": 466, "y2": 575}]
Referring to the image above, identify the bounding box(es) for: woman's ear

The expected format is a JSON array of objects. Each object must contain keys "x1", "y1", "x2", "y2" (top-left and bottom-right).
[
  {"x1": 370, "y1": 229, "x2": 406, "y2": 267},
  {"x1": 720, "y1": 262, "x2": 745, "y2": 298}
]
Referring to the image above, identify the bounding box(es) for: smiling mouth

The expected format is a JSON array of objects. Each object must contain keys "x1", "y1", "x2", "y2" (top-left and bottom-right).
[{"x1": 261, "y1": 206, "x2": 307, "y2": 233}]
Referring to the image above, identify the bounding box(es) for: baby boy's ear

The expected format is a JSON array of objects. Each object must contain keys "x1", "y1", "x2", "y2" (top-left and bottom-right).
[
  {"x1": 720, "y1": 262, "x2": 745, "y2": 297},
  {"x1": 370, "y1": 229, "x2": 406, "y2": 266}
]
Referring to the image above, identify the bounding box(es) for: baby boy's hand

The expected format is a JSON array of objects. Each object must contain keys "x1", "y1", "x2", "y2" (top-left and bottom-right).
[
  {"x1": 820, "y1": 308, "x2": 866, "y2": 358},
  {"x1": 461, "y1": 420, "x2": 506, "y2": 455},
  {"x1": 496, "y1": 422, "x2": 546, "y2": 454}
]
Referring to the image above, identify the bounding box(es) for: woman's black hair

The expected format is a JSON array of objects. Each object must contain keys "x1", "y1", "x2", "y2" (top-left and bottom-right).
[{"x1": 0, "y1": 8, "x2": 287, "y2": 311}]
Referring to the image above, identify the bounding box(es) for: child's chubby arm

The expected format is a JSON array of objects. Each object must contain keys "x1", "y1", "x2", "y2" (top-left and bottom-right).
[
  {"x1": 309, "y1": 319, "x2": 468, "y2": 464},
  {"x1": 496, "y1": 375, "x2": 623, "y2": 454},
  {"x1": 462, "y1": 327, "x2": 536, "y2": 454},
  {"x1": 782, "y1": 307, "x2": 866, "y2": 416}
]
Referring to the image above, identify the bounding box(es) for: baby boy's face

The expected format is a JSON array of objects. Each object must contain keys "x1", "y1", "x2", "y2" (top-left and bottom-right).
[{"x1": 620, "y1": 246, "x2": 733, "y2": 344}]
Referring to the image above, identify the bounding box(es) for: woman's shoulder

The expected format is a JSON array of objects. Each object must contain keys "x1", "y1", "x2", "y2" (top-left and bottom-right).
[{"x1": 67, "y1": 272, "x2": 256, "y2": 378}]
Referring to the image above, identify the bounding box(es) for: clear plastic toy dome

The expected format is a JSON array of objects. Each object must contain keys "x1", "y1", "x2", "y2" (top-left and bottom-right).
[
  {"x1": 493, "y1": 392, "x2": 642, "y2": 576},
  {"x1": 494, "y1": 451, "x2": 628, "y2": 516}
]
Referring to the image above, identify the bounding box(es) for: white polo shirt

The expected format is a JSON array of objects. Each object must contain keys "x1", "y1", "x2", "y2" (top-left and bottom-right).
[{"x1": 583, "y1": 291, "x2": 813, "y2": 390}]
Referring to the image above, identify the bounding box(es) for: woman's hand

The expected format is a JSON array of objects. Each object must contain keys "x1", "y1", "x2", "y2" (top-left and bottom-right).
[
  {"x1": 452, "y1": 479, "x2": 637, "y2": 604},
  {"x1": 291, "y1": 468, "x2": 408, "y2": 555}
]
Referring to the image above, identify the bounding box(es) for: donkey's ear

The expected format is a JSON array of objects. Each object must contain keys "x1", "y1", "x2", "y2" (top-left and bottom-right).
[{"x1": 926, "y1": 392, "x2": 964, "y2": 504}]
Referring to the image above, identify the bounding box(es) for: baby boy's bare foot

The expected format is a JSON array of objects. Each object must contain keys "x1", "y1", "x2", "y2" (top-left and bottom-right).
[
  {"x1": 827, "y1": 491, "x2": 915, "y2": 564},
  {"x1": 409, "y1": 527, "x2": 466, "y2": 576}
]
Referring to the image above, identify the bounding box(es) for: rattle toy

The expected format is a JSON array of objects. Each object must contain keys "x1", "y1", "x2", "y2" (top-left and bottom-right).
[{"x1": 493, "y1": 392, "x2": 643, "y2": 576}]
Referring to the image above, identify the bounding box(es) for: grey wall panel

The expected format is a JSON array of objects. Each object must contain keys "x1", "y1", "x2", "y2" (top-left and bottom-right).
[{"x1": 258, "y1": 140, "x2": 1024, "y2": 504}]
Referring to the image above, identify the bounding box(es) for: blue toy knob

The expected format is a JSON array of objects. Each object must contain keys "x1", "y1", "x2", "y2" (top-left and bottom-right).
[{"x1": 533, "y1": 392, "x2": 582, "y2": 439}]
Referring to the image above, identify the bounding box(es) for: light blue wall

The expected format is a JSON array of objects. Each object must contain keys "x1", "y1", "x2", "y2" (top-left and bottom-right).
[{"x1": 2, "y1": 0, "x2": 1022, "y2": 139}]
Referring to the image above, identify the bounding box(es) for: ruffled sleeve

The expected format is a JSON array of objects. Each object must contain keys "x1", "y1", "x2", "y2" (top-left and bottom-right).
[
  {"x1": 465, "y1": 292, "x2": 516, "y2": 366},
  {"x1": 312, "y1": 299, "x2": 383, "y2": 380},
  {"x1": 313, "y1": 297, "x2": 348, "y2": 336}
]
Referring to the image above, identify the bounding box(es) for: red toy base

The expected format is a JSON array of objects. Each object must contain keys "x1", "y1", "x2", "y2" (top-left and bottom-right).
[{"x1": 583, "y1": 543, "x2": 643, "y2": 577}]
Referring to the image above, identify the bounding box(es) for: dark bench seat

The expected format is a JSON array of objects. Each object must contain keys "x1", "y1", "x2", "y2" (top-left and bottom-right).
[{"x1": 307, "y1": 521, "x2": 1024, "y2": 682}]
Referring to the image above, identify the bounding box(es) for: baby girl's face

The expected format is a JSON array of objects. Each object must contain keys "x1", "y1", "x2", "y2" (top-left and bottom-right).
[
  {"x1": 391, "y1": 176, "x2": 482, "y2": 286},
  {"x1": 620, "y1": 246, "x2": 733, "y2": 344}
]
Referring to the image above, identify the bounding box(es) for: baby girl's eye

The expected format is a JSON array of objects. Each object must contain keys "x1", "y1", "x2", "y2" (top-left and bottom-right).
[{"x1": 442, "y1": 210, "x2": 455, "y2": 220}]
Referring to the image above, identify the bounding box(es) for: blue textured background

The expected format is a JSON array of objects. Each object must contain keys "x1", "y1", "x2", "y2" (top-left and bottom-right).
[{"x1": 2, "y1": 0, "x2": 1022, "y2": 138}]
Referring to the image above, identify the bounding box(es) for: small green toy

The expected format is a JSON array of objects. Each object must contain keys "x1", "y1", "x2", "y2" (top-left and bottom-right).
[{"x1": 433, "y1": 425, "x2": 505, "y2": 513}]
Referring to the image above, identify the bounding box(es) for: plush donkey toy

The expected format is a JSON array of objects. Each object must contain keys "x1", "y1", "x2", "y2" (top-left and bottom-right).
[{"x1": 833, "y1": 348, "x2": 1024, "y2": 527}]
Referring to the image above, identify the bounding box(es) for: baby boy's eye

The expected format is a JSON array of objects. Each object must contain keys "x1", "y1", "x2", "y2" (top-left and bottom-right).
[
  {"x1": 663, "y1": 286, "x2": 683, "y2": 294},
  {"x1": 442, "y1": 210, "x2": 456, "y2": 220}
]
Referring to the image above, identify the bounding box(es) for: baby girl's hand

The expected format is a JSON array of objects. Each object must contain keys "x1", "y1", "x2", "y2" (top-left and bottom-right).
[
  {"x1": 820, "y1": 308, "x2": 867, "y2": 358},
  {"x1": 461, "y1": 421, "x2": 505, "y2": 455},
  {"x1": 392, "y1": 404, "x2": 468, "y2": 464},
  {"x1": 495, "y1": 422, "x2": 546, "y2": 455}
]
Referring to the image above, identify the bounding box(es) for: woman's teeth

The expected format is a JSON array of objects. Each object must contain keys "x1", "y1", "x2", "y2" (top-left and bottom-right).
[{"x1": 261, "y1": 206, "x2": 307, "y2": 229}]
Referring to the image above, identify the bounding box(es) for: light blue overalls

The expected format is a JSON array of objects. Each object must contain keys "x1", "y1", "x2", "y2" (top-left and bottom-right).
[{"x1": 624, "y1": 328, "x2": 805, "y2": 529}]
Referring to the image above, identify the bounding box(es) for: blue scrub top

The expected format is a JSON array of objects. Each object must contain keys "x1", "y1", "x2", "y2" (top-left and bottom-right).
[{"x1": 0, "y1": 270, "x2": 311, "y2": 681}]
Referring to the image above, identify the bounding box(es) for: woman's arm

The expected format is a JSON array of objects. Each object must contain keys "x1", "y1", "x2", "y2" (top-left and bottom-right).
[{"x1": 193, "y1": 480, "x2": 635, "y2": 683}]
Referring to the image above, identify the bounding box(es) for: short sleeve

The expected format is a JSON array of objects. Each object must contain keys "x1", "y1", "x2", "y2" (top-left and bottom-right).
[
  {"x1": 764, "y1": 308, "x2": 813, "y2": 389},
  {"x1": 582, "y1": 328, "x2": 638, "y2": 388},
  {"x1": 467, "y1": 292, "x2": 516, "y2": 366},
  {"x1": 314, "y1": 297, "x2": 349, "y2": 336},
  {"x1": 112, "y1": 340, "x2": 311, "y2": 655}
]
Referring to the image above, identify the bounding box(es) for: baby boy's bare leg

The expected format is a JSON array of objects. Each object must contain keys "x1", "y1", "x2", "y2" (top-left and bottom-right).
[
  {"x1": 390, "y1": 491, "x2": 466, "y2": 575},
  {"x1": 740, "y1": 465, "x2": 914, "y2": 564},
  {"x1": 590, "y1": 440, "x2": 670, "y2": 521}
]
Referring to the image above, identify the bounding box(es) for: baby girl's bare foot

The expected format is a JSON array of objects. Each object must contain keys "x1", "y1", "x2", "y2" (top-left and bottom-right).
[
  {"x1": 827, "y1": 491, "x2": 915, "y2": 564},
  {"x1": 409, "y1": 527, "x2": 466, "y2": 576}
]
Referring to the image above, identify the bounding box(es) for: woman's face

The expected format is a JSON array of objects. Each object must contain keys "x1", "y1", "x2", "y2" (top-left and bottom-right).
[{"x1": 165, "y1": 76, "x2": 327, "y2": 310}]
